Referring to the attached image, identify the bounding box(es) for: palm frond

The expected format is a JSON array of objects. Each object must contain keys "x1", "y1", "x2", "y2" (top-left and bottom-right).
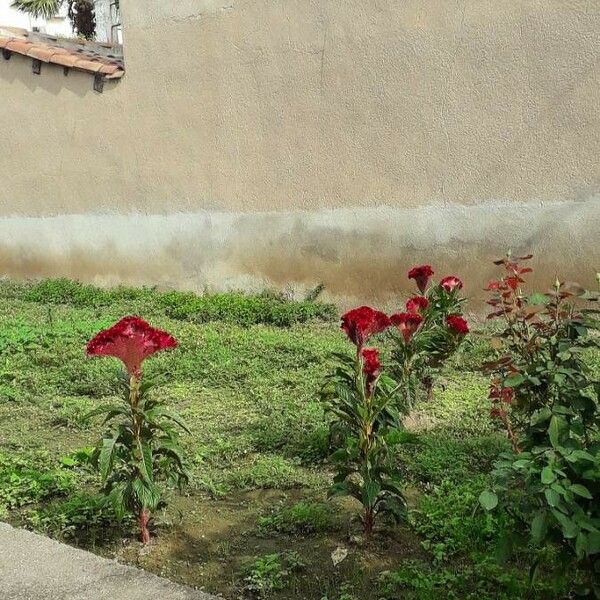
[{"x1": 11, "y1": 0, "x2": 63, "y2": 20}]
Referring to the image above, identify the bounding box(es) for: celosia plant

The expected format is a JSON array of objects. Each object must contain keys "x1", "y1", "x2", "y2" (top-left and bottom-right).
[
  {"x1": 389, "y1": 265, "x2": 469, "y2": 410},
  {"x1": 480, "y1": 255, "x2": 600, "y2": 596},
  {"x1": 322, "y1": 307, "x2": 407, "y2": 536},
  {"x1": 86, "y1": 317, "x2": 188, "y2": 544}
]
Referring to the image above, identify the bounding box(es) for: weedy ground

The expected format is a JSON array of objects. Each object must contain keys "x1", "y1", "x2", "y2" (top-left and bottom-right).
[{"x1": 0, "y1": 279, "x2": 596, "y2": 599}]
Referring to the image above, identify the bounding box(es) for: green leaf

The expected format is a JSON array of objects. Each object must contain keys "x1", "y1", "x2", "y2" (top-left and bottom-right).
[
  {"x1": 132, "y1": 478, "x2": 161, "y2": 510},
  {"x1": 362, "y1": 481, "x2": 381, "y2": 508},
  {"x1": 541, "y1": 466, "x2": 556, "y2": 485},
  {"x1": 504, "y1": 374, "x2": 526, "y2": 388},
  {"x1": 531, "y1": 511, "x2": 547, "y2": 543},
  {"x1": 576, "y1": 532, "x2": 588, "y2": 559},
  {"x1": 544, "y1": 488, "x2": 560, "y2": 507},
  {"x1": 479, "y1": 490, "x2": 498, "y2": 511},
  {"x1": 570, "y1": 484, "x2": 593, "y2": 499},
  {"x1": 137, "y1": 442, "x2": 153, "y2": 484},
  {"x1": 528, "y1": 293, "x2": 550, "y2": 305},
  {"x1": 328, "y1": 481, "x2": 351, "y2": 498},
  {"x1": 11, "y1": 0, "x2": 61, "y2": 20},
  {"x1": 552, "y1": 510, "x2": 579, "y2": 539},
  {"x1": 548, "y1": 415, "x2": 567, "y2": 448},
  {"x1": 99, "y1": 430, "x2": 119, "y2": 482}
]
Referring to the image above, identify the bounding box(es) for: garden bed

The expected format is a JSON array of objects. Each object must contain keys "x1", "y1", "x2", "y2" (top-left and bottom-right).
[{"x1": 0, "y1": 279, "x2": 596, "y2": 599}]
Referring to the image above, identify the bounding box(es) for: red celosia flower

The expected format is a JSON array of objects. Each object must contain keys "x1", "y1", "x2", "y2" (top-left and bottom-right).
[
  {"x1": 406, "y1": 296, "x2": 429, "y2": 314},
  {"x1": 341, "y1": 306, "x2": 390, "y2": 348},
  {"x1": 408, "y1": 265, "x2": 434, "y2": 293},
  {"x1": 440, "y1": 275, "x2": 463, "y2": 293},
  {"x1": 361, "y1": 348, "x2": 381, "y2": 377},
  {"x1": 447, "y1": 315, "x2": 469, "y2": 335},
  {"x1": 86, "y1": 316, "x2": 177, "y2": 377},
  {"x1": 361, "y1": 347, "x2": 381, "y2": 394},
  {"x1": 390, "y1": 312, "x2": 423, "y2": 344}
]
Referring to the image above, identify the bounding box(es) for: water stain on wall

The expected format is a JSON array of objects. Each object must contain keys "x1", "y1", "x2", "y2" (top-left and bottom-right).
[{"x1": 0, "y1": 199, "x2": 597, "y2": 307}]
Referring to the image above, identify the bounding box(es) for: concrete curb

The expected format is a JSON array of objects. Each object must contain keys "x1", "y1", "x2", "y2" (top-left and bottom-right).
[{"x1": 0, "y1": 522, "x2": 219, "y2": 599}]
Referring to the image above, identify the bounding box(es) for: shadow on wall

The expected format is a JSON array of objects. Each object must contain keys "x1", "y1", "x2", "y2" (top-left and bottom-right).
[{"x1": 0, "y1": 198, "x2": 597, "y2": 307}]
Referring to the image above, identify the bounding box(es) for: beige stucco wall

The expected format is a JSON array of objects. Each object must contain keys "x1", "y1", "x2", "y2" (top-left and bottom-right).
[{"x1": 0, "y1": 0, "x2": 599, "y2": 304}]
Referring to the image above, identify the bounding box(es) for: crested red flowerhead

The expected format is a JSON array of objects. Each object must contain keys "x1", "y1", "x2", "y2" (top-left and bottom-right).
[
  {"x1": 86, "y1": 316, "x2": 177, "y2": 377},
  {"x1": 408, "y1": 265, "x2": 434, "y2": 293},
  {"x1": 406, "y1": 296, "x2": 429, "y2": 314},
  {"x1": 447, "y1": 315, "x2": 469, "y2": 335},
  {"x1": 440, "y1": 275, "x2": 463, "y2": 293},
  {"x1": 361, "y1": 347, "x2": 381, "y2": 394},
  {"x1": 361, "y1": 348, "x2": 381, "y2": 378},
  {"x1": 341, "y1": 306, "x2": 390, "y2": 348},
  {"x1": 390, "y1": 312, "x2": 423, "y2": 344}
]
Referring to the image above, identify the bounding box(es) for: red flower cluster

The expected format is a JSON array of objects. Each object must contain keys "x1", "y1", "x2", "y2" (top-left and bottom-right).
[
  {"x1": 341, "y1": 306, "x2": 390, "y2": 348},
  {"x1": 406, "y1": 296, "x2": 429, "y2": 314},
  {"x1": 408, "y1": 265, "x2": 434, "y2": 293},
  {"x1": 390, "y1": 312, "x2": 423, "y2": 344},
  {"x1": 440, "y1": 276, "x2": 463, "y2": 293},
  {"x1": 447, "y1": 315, "x2": 469, "y2": 335},
  {"x1": 87, "y1": 316, "x2": 177, "y2": 377}
]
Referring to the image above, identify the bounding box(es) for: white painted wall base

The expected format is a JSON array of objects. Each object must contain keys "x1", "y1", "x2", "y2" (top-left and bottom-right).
[{"x1": 0, "y1": 198, "x2": 597, "y2": 307}]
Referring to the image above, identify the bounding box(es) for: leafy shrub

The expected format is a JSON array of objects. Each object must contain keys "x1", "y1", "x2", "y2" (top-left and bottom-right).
[
  {"x1": 0, "y1": 453, "x2": 75, "y2": 510},
  {"x1": 480, "y1": 255, "x2": 600, "y2": 596},
  {"x1": 159, "y1": 290, "x2": 336, "y2": 327},
  {"x1": 257, "y1": 501, "x2": 335, "y2": 535},
  {"x1": 20, "y1": 278, "x2": 336, "y2": 327},
  {"x1": 23, "y1": 278, "x2": 152, "y2": 308}
]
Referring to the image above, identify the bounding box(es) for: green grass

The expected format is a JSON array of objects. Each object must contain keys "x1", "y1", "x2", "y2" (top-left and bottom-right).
[{"x1": 0, "y1": 278, "x2": 592, "y2": 599}]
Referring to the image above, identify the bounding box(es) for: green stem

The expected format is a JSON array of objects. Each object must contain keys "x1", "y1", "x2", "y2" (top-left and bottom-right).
[{"x1": 129, "y1": 374, "x2": 151, "y2": 545}]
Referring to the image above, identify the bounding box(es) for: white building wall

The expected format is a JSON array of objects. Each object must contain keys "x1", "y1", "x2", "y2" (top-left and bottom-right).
[{"x1": 0, "y1": 0, "x2": 74, "y2": 38}]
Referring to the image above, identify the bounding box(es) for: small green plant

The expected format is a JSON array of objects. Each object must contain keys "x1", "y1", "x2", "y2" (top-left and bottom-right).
[
  {"x1": 242, "y1": 552, "x2": 295, "y2": 597},
  {"x1": 0, "y1": 452, "x2": 75, "y2": 510},
  {"x1": 257, "y1": 501, "x2": 335, "y2": 535},
  {"x1": 323, "y1": 306, "x2": 407, "y2": 536},
  {"x1": 480, "y1": 255, "x2": 600, "y2": 597},
  {"x1": 86, "y1": 317, "x2": 188, "y2": 544},
  {"x1": 410, "y1": 475, "x2": 511, "y2": 561},
  {"x1": 26, "y1": 493, "x2": 124, "y2": 539}
]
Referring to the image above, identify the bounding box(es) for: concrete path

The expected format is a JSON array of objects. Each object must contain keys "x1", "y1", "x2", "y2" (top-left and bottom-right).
[{"x1": 0, "y1": 522, "x2": 218, "y2": 600}]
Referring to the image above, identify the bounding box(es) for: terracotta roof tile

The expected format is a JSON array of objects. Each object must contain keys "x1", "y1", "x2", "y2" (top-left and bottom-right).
[
  {"x1": 49, "y1": 53, "x2": 79, "y2": 68},
  {"x1": 6, "y1": 40, "x2": 33, "y2": 53},
  {"x1": 27, "y1": 46, "x2": 54, "y2": 61},
  {"x1": 0, "y1": 27, "x2": 124, "y2": 80},
  {"x1": 98, "y1": 63, "x2": 120, "y2": 75}
]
